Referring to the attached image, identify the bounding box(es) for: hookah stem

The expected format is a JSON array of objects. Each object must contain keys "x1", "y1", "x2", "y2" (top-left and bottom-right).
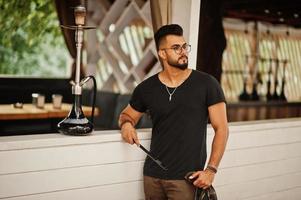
[
  {"x1": 235, "y1": 34, "x2": 247, "y2": 92},
  {"x1": 75, "y1": 26, "x2": 83, "y2": 84},
  {"x1": 73, "y1": 25, "x2": 83, "y2": 117},
  {"x1": 243, "y1": 55, "x2": 248, "y2": 85},
  {"x1": 273, "y1": 59, "x2": 279, "y2": 95},
  {"x1": 266, "y1": 58, "x2": 272, "y2": 97},
  {"x1": 239, "y1": 55, "x2": 250, "y2": 100},
  {"x1": 238, "y1": 41, "x2": 250, "y2": 100},
  {"x1": 252, "y1": 22, "x2": 259, "y2": 97},
  {"x1": 252, "y1": 54, "x2": 259, "y2": 98},
  {"x1": 282, "y1": 60, "x2": 287, "y2": 83},
  {"x1": 259, "y1": 57, "x2": 265, "y2": 84},
  {"x1": 236, "y1": 39, "x2": 246, "y2": 91},
  {"x1": 280, "y1": 60, "x2": 287, "y2": 99},
  {"x1": 282, "y1": 61, "x2": 286, "y2": 88},
  {"x1": 243, "y1": 55, "x2": 249, "y2": 91},
  {"x1": 253, "y1": 22, "x2": 262, "y2": 100}
]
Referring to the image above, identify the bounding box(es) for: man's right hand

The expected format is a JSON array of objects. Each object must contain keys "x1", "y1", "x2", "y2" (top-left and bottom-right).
[{"x1": 121, "y1": 122, "x2": 140, "y2": 145}]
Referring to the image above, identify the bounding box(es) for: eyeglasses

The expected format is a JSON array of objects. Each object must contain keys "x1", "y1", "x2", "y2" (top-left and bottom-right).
[{"x1": 160, "y1": 44, "x2": 191, "y2": 54}]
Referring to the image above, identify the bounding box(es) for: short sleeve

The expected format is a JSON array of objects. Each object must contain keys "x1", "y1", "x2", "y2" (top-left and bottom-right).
[
  {"x1": 206, "y1": 75, "x2": 226, "y2": 107},
  {"x1": 129, "y1": 84, "x2": 147, "y2": 113}
]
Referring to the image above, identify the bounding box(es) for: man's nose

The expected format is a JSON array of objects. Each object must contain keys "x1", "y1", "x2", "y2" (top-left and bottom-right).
[{"x1": 180, "y1": 47, "x2": 188, "y2": 55}]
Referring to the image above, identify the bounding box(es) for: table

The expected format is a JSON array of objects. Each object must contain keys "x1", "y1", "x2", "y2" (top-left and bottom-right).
[{"x1": 0, "y1": 103, "x2": 99, "y2": 120}]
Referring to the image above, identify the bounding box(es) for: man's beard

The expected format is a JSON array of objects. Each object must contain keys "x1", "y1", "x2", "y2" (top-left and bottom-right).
[{"x1": 167, "y1": 56, "x2": 188, "y2": 70}]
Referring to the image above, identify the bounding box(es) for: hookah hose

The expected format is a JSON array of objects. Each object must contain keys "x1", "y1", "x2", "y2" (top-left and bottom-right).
[
  {"x1": 82, "y1": 75, "x2": 97, "y2": 124},
  {"x1": 89, "y1": 75, "x2": 97, "y2": 124}
]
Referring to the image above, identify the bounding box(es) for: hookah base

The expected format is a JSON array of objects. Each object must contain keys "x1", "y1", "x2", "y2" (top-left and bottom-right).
[
  {"x1": 239, "y1": 92, "x2": 250, "y2": 101},
  {"x1": 57, "y1": 120, "x2": 93, "y2": 136}
]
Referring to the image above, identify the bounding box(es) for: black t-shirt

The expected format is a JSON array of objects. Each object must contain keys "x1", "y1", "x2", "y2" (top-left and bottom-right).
[{"x1": 129, "y1": 70, "x2": 226, "y2": 180}]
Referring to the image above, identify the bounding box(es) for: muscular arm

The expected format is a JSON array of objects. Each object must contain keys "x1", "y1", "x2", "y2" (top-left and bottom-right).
[
  {"x1": 207, "y1": 102, "x2": 229, "y2": 169},
  {"x1": 119, "y1": 104, "x2": 143, "y2": 145},
  {"x1": 191, "y1": 102, "x2": 228, "y2": 188}
]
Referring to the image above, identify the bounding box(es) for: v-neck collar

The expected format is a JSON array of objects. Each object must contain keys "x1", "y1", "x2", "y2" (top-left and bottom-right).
[{"x1": 157, "y1": 69, "x2": 194, "y2": 89}]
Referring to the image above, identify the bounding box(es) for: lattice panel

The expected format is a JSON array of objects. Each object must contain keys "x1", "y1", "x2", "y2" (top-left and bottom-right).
[{"x1": 86, "y1": 0, "x2": 160, "y2": 93}]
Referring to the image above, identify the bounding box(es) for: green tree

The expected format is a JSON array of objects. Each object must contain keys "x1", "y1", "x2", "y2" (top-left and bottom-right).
[{"x1": 0, "y1": 0, "x2": 69, "y2": 77}]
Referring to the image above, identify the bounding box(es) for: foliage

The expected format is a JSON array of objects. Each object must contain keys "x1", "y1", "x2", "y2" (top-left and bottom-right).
[{"x1": 0, "y1": 0, "x2": 69, "y2": 77}]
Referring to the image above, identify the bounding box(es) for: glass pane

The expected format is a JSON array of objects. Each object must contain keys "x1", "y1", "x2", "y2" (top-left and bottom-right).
[{"x1": 0, "y1": 0, "x2": 71, "y2": 78}]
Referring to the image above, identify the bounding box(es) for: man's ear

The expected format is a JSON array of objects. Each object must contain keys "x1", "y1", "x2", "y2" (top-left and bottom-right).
[{"x1": 158, "y1": 50, "x2": 166, "y2": 60}]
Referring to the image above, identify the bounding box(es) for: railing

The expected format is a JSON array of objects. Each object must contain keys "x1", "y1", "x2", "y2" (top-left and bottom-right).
[{"x1": 0, "y1": 118, "x2": 301, "y2": 200}]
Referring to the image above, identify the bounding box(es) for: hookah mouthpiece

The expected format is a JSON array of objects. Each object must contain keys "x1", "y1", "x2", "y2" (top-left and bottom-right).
[{"x1": 138, "y1": 144, "x2": 168, "y2": 171}]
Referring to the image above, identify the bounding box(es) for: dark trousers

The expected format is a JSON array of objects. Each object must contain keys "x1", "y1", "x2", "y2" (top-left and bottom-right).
[{"x1": 144, "y1": 176, "x2": 195, "y2": 200}]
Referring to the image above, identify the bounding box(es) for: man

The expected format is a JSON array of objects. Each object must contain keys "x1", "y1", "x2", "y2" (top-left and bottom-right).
[{"x1": 119, "y1": 24, "x2": 228, "y2": 200}]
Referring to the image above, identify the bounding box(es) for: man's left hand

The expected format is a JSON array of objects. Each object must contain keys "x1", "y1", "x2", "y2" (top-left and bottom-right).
[{"x1": 189, "y1": 169, "x2": 215, "y2": 189}]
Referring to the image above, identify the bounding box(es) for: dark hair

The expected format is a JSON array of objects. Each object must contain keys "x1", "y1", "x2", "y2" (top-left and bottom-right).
[{"x1": 154, "y1": 24, "x2": 183, "y2": 50}]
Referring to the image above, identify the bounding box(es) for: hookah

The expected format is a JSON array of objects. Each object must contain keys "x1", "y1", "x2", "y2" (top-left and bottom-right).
[
  {"x1": 279, "y1": 29, "x2": 290, "y2": 102},
  {"x1": 239, "y1": 24, "x2": 251, "y2": 101},
  {"x1": 249, "y1": 22, "x2": 260, "y2": 101},
  {"x1": 57, "y1": 6, "x2": 97, "y2": 136},
  {"x1": 239, "y1": 55, "x2": 250, "y2": 101},
  {"x1": 266, "y1": 58, "x2": 273, "y2": 101},
  {"x1": 279, "y1": 59, "x2": 288, "y2": 101},
  {"x1": 272, "y1": 58, "x2": 280, "y2": 100},
  {"x1": 250, "y1": 55, "x2": 259, "y2": 101}
]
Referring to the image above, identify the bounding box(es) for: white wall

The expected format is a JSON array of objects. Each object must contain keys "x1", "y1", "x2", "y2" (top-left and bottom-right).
[
  {"x1": 0, "y1": 118, "x2": 301, "y2": 200},
  {"x1": 212, "y1": 119, "x2": 301, "y2": 199},
  {"x1": 172, "y1": 0, "x2": 201, "y2": 70}
]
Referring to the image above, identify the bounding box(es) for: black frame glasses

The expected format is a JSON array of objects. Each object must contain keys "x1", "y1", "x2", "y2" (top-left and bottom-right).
[{"x1": 160, "y1": 44, "x2": 191, "y2": 54}]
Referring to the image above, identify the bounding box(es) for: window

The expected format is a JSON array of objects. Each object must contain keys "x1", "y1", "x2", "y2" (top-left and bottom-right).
[
  {"x1": 0, "y1": 0, "x2": 71, "y2": 78},
  {"x1": 222, "y1": 20, "x2": 301, "y2": 101}
]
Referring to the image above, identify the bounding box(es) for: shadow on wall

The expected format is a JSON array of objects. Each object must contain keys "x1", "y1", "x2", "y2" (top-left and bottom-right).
[{"x1": 82, "y1": 89, "x2": 153, "y2": 130}]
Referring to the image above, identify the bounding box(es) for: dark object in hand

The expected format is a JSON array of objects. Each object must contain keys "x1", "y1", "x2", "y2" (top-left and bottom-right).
[
  {"x1": 184, "y1": 171, "x2": 218, "y2": 200},
  {"x1": 138, "y1": 144, "x2": 168, "y2": 171}
]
